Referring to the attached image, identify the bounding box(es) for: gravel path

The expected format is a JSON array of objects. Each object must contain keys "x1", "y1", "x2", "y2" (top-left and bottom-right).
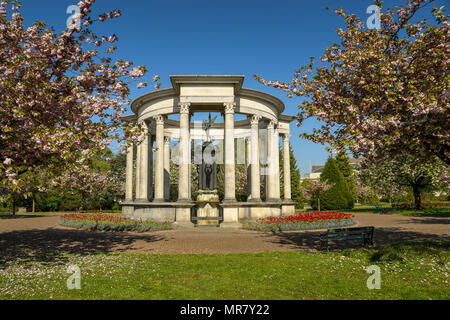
[{"x1": 0, "y1": 214, "x2": 448, "y2": 259}]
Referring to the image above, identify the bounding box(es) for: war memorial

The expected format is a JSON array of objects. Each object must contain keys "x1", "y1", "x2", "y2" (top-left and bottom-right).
[{"x1": 121, "y1": 75, "x2": 297, "y2": 226}]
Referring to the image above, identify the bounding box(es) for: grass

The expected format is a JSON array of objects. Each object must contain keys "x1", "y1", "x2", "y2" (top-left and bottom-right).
[
  {"x1": 0, "y1": 210, "x2": 122, "y2": 215},
  {"x1": 342, "y1": 207, "x2": 450, "y2": 217},
  {"x1": 0, "y1": 214, "x2": 49, "y2": 220},
  {"x1": 0, "y1": 211, "x2": 122, "y2": 219},
  {"x1": 0, "y1": 241, "x2": 448, "y2": 300}
]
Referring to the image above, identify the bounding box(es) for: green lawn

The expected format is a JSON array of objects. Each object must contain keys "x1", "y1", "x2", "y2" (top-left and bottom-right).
[
  {"x1": 0, "y1": 241, "x2": 448, "y2": 300},
  {"x1": 0, "y1": 214, "x2": 49, "y2": 220},
  {"x1": 341, "y1": 206, "x2": 450, "y2": 217},
  {"x1": 0, "y1": 211, "x2": 122, "y2": 219}
]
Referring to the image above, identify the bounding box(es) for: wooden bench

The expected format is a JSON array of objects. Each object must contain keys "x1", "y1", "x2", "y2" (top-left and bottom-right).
[{"x1": 320, "y1": 226, "x2": 375, "y2": 250}]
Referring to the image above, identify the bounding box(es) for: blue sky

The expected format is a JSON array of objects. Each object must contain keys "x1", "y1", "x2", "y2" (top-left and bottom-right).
[{"x1": 17, "y1": 0, "x2": 448, "y2": 176}]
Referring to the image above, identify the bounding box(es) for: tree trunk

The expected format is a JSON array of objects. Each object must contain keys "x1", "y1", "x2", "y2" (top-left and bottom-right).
[
  {"x1": 318, "y1": 197, "x2": 321, "y2": 212},
  {"x1": 413, "y1": 187, "x2": 422, "y2": 210},
  {"x1": 12, "y1": 195, "x2": 16, "y2": 216},
  {"x1": 32, "y1": 193, "x2": 36, "y2": 213}
]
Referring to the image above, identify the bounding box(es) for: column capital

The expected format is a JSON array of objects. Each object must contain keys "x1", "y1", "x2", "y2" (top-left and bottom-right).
[
  {"x1": 250, "y1": 115, "x2": 262, "y2": 126},
  {"x1": 178, "y1": 102, "x2": 191, "y2": 114},
  {"x1": 138, "y1": 119, "x2": 149, "y2": 129},
  {"x1": 164, "y1": 136, "x2": 171, "y2": 145},
  {"x1": 153, "y1": 115, "x2": 165, "y2": 125},
  {"x1": 283, "y1": 133, "x2": 292, "y2": 141},
  {"x1": 224, "y1": 102, "x2": 236, "y2": 114},
  {"x1": 267, "y1": 120, "x2": 278, "y2": 130}
]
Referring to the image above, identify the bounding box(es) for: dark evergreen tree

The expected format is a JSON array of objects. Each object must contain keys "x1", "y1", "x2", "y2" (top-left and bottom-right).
[
  {"x1": 335, "y1": 151, "x2": 356, "y2": 200},
  {"x1": 313, "y1": 156, "x2": 354, "y2": 210}
]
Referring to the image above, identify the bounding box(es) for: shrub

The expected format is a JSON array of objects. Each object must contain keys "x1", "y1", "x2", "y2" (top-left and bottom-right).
[{"x1": 311, "y1": 157, "x2": 354, "y2": 210}]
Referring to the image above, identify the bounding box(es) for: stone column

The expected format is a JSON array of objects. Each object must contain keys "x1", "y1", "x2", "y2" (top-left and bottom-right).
[
  {"x1": 125, "y1": 142, "x2": 134, "y2": 201},
  {"x1": 154, "y1": 115, "x2": 165, "y2": 202},
  {"x1": 136, "y1": 122, "x2": 149, "y2": 202},
  {"x1": 245, "y1": 137, "x2": 251, "y2": 201},
  {"x1": 266, "y1": 120, "x2": 277, "y2": 201},
  {"x1": 178, "y1": 103, "x2": 191, "y2": 202},
  {"x1": 283, "y1": 133, "x2": 292, "y2": 200},
  {"x1": 135, "y1": 139, "x2": 141, "y2": 199},
  {"x1": 224, "y1": 102, "x2": 236, "y2": 202},
  {"x1": 148, "y1": 134, "x2": 154, "y2": 201},
  {"x1": 274, "y1": 123, "x2": 281, "y2": 200},
  {"x1": 250, "y1": 115, "x2": 262, "y2": 201},
  {"x1": 164, "y1": 136, "x2": 171, "y2": 201}
]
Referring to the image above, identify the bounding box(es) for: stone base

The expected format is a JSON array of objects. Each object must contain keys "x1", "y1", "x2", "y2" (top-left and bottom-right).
[
  {"x1": 121, "y1": 202, "x2": 176, "y2": 222},
  {"x1": 221, "y1": 206, "x2": 239, "y2": 223},
  {"x1": 195, "y1": 191, "x2": 220, "y2": 225},
  {"x1": 121, "y1": 200, "x2": 295, "y2": 225},
  {"x1": 196, "y1": 202, "x2": 220, "y2": 225},
  {"x1": 281, "y1": 201, "x2": 296, "y2": 216},
  {"x1": 237, "y1": 202, "x2": 282, "y2": 221},
  {"x1": 121, "y1": 201, "x2": 194, "y2": 223}
]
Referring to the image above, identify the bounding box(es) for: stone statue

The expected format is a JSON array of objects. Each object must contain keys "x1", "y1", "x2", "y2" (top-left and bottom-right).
[
  {"x1": 203, "y1": 113, "x2": 218, "y2": 143},
  {"x1": 199, "y1": 142, "x2": 217, "y2": 191},
  {"x1": 199, "y1": 113, "x2": 218, "y2": 191}
]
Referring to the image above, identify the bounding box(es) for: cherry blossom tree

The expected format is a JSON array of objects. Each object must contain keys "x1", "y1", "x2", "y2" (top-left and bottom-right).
[
  {"x1": 300, "y1": 180, "x2": 332, "y2": 212},
  {"x1": 255, "y1": 0, "x2": 449, "y2": 165},
  {"x1": 359, "y1": 154, "x2": 449, "y2": 209},
  {"x1": 0, "y1": 0, "x2": 160, "y2": 191},
  {"x1": 57, "y1": 164, "x2": 123, "y2": 211}
]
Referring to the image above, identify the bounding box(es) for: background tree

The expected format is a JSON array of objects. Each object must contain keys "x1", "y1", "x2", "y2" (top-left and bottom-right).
[
  {"x1": 255, "y1": 0, "x2": 449, "y2": 165},
  {"x1": 109, "y1": 152, "x2": 126, "y2": 189},
  {"x1": 57, "y1": 164, "x2": 122, "y2": 211},
  {"x1": 317, "y1": 156, "x2": 354, "y2": 210},
  {"x1": 360, "y1": 154, "x2": 448, "y2": 209},
  {"x1": 335, "y1": 151, "x2": 356, "y2": 200},
  {"x1": 235, "y1": 165, "x2": 248, "y2": 202},
  {"x1": 354, "y1": 180, "x2": 379, "y2": 205},
  {"x1": 169, "y1": 158, "x2": 179, "y2": 202},
  {"x1": 300, "y1": 179, "x2": 332, "y2": 212}
]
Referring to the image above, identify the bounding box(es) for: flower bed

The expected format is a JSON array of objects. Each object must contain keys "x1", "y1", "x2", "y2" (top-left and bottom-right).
[
  {"x1": 244, "y1": 211, "x2": 356, "y2": 232},
  {"x1": 58, "y1": 213, "x2": 172, "y2": 232}
]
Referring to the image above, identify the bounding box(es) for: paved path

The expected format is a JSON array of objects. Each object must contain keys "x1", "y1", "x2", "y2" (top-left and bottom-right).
[{"x1": 0, "y1": 214, "x2": 448, "y2": 259}]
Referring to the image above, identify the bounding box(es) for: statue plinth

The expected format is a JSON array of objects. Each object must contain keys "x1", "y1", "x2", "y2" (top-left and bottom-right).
[
  {"x1": 194, "y1": 135, "x2": 220, "y2": 226},
  {"x1": 195, "y1": 190, "x2": 220, "y2": 226}
]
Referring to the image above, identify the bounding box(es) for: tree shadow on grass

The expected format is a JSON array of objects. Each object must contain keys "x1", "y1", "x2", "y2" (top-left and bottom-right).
[
  {"x1": 400, "y1": 217, "x2": 450, "y2": 225},
  {"x1": 0, "y1": 214, "x2": 49, "y2": 220},
  {"x1": 0, "y1": 227, "x2": 165, "y2": 269},
  {"x1": 261, "y1": 227, "x2": 449, "y2": 252}
]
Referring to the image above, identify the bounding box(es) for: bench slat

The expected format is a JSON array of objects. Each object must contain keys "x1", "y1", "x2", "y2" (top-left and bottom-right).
[{"x1": 320, "y1": 226, "x2": 375, "y2": 249}]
